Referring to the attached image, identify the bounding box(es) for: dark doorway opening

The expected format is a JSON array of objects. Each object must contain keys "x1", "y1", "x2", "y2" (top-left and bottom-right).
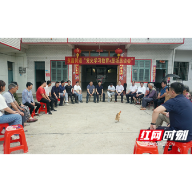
[
  {"x1": 35, "y1": 61, "x2": 45, "y2": 91},
  {"x1": 7, "y1": 61, "x2": 13, "y2": 85},
  {"x1": 81, "y1": 65, "x2": 117, "y2": 90}
]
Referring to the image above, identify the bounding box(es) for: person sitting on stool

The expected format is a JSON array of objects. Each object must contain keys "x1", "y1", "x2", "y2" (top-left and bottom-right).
[
  {"x1": 96, "y1": 81, "x2": 105, "y2": 103},
  {"x1": 86, "y1": 81, "x2": 96, "y2": 103},
  {"x1": 126, "y1": 81, "x2": 137, "y2": 104},
  {"x1": 115, "y1": 81, "x2": 124, "y2": 103},
  {"x1": 65, "y1": 80, "x2": 78, "y2": 104},
  {"x1": 51, "y1": 81, "x2": 64, "y2": 107}
]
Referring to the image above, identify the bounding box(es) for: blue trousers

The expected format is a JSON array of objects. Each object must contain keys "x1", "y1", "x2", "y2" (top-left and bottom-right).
[
  {"x1": 86, "y1": 92, "x2": 96, "y2": 102},
  {"x1": 0, "y1": 114, "x2": 22, "y2": 126}
]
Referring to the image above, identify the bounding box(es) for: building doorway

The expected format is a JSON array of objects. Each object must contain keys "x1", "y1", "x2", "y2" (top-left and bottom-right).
[
  {"x1": 81, "y1": 65, "x2": 117, "y2": 90},
  {"x1": 155, "y1": 60, "x2": 168, "y2": 89},
  {"x1": 35, "y1": 61, "x2": 45, "y2": 91},
  {"x1": 7, "y1": 61, "x2": 13, "y2": 85}
]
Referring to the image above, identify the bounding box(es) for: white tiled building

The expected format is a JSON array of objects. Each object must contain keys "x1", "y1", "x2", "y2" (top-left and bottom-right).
[{"x1": 0, "y1": 38, "x2": 191, "y2": 93}]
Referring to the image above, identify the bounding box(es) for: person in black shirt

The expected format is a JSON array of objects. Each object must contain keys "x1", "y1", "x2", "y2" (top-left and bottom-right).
[
  {"x1": 96, "y1": 81, "x2": 105, "y2": 103},
  {"x1": 51, "y1": 82, "x2": 64, "y2": 107},
  {"x1": 65, "y1": 80, "x2": 78, "y2": 104}
]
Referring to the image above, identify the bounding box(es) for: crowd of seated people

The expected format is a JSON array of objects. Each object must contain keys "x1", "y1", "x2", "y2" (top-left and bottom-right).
[{"x1": 1, "y1": 78, "x2": 191, "y2": 141}]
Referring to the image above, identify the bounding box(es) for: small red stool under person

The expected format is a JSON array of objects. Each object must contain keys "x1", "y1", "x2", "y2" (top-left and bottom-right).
[
  {"x1": 163, "y1": 140, "x2": 192, "y2": 154},
  {"x1": 31, "y1": 109, "x2": 36, "y2": 118},
  {"x1": 38, "y1": 102, "x2": 47, "y2": 114},
  {"x1": 3, "y1": 125, "x2": 28, "y2": 154},
  {"x1": 133, "y1": 139, "x2": 159, "y2": 154},
  {"x1": 0, "y1": 123, "x2": 9, "y2": 142},
  {"x1": 58, "y1": 98, "x2": 60, "y2": 101}
]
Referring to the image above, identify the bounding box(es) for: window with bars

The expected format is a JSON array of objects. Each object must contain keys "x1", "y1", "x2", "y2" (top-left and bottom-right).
[
  {"x1": 51, "y1": 61, "x2": 68, "y2": 82},
  {"x1": 132, "y1": 60, "x2": 151, "y2": 82},
  {"x1": 173, "y1": 62, "x2": 189, "y2": 81}
]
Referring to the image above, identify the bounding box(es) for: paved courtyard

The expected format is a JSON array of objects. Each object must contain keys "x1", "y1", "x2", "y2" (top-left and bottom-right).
[{"x1": 0, "y1": 96, "x2": 167, "y2": 154}]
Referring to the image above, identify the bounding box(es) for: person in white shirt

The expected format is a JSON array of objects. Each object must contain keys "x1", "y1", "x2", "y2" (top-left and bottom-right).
[
  {"x1": 74, "y1": 81, "x2": 83, "y2": 103},
  {"x1": 0, "y1": 80, "x2": 22, "y2": 140},
  {"x1": 126, "y1": 81, "x2": 137, "y2": 104},
  {"x1": 44, "y1": 81, "x2": 57, "y2": 111},
  {"x1": 107, "y1": 83, "x2": 116, "y2": 102},
  {"x1": 115, "y1": 81, "x2": 124, "y2": 103},
  {"x1": 133, "y1": 82, "x2": 146, "y2": 105}
]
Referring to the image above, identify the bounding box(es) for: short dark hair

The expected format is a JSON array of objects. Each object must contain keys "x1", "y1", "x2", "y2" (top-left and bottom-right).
[
  {"x1": 140, "y1": 82, "x2": 144, "y2": 84},
  {"x1": 0, "y1": 80, "x2": 6, "y2": 92},
  {"x1": 76, "y1": 81, "x2": 79, "y2": 84},
  {"x1": 47, "y1": 81, "x2": 51, "y2": 85},
  {"x1": 110, "y1": 83, "x2": 113, "y2": 85},
  {"x1": 55, "y1": 81, "x2": 59, "y2": 85},
  {"x1": 41, "y1": 80, "x2": 46, "y2": 85},
  {"x1": 170, "y1": 82, "x2": 184, "y2": 94},
  {"x1": 183, "y1": 85, "x2": 189, "y2": 92},
  {"x1": 161, "y1": 81, "x2": 167, "y2": 85},
  {"x1": 12, "y1": 81, "x2": 18, "y2": 86},
  {"x1": 61, "y1": 80, "x2": 65, "y2": 84},
  {"x1": 98, "y1": 80, "x2": 101, "y2": 83},
  {"x1": 26, "y1": 82, "x2": 33, "y2": 88},
  {"x1": 67, "y1": 80, "x2": 71, "y2": 83}
]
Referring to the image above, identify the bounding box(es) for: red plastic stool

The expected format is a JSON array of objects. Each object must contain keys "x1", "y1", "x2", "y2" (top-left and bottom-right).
[
  {"x1": 4, "y1": 125, "x2": 28, "y2": 154},
  {"x1": 38, "y1": 102, "x2": 47, "y2": 114},
  {"x1": 163, "y1": 140, "x2": 192, "y2": 154},
  {"x1": 0, "y1": 123, "x2": 9, "y2": 142},
  {"x1": 31, "y1": 109, "x2": 36, "y2": 118},
  {"x1": 133, "y1": 139, "x2": 159, "y2": 154},
  {"x1": 58, "y1": 98, "x2": 60, "y2": 102}
]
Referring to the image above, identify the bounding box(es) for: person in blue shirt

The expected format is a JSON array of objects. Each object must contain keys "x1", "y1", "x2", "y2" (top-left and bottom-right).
[
  {"x1": 22, "y1": 82, "x2": 41, "y2": 115},
  {"x1": 86, "y1": 81, "x2": 96, "y2": 103},
  {"x1": 154, "y1": 81, "x2": 167, "y2": 109},
  {"x1": 59, "y1": 80, "x2": 68, "y2": 105},
  {"x1": 51, "y1": 81, "x2": 64, "y2": 107},
  {"x1": 150, "y1": 82, "x2": 192, "y2": 143},
  {"x1": 95, "y1": 81, "x2": 105, "y2": 103}
]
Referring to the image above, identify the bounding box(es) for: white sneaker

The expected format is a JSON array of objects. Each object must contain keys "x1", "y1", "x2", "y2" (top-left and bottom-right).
[
  {"x1": 1, "y1": 129, "x2": 5, "y2": 134},
  {"x1": 11, "y1": 135, "x2": 19, "y2": 140},
  {"x1": 65, "y1": 102, "x2": 69, "y2": 105}
]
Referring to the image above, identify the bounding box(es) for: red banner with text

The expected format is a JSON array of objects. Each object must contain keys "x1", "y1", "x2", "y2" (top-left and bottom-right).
[{"x1": 65, "y1": 57, "x2": 135, "y2": 65}]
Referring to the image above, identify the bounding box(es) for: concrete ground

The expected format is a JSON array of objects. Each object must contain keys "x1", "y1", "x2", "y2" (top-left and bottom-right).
[{"x1": 0, "y1": 94, "x2": 167, "y2": 154}]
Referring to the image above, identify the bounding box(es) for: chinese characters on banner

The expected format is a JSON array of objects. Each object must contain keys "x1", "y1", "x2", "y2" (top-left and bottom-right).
[
  {"x1": 119, "y1": 65, "x2": 123, "y2": 80},
  {"x1": 75, "y1": 64, "x2": 79, "y2": 80},
  {"x1": 152, "y1": 65, "x2": 156, "y2": 82},
  {"x1": 65, "y1": 57, "x2": 135, "y2": 65}
]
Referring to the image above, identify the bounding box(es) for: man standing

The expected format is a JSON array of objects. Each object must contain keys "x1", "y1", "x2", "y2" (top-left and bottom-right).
[
  {"x1": 22, "y1": 82, "x2": 41, "y2": 115},
  {"x1": 154, "y1": 81, "x2": 167, "y2": 109},
  {"x1": 149, "y1": 82, "x2": 192, "y2": 143},
  {"x1": 107, "y1": 83, "x2": 115, "y2": 102},
  {"x1": 3, "y1": 83, "x2": 26, "y2": 127},
  {"x1": 115, "y1": 81, "x2": 124, "y2": 103},
  {"x1": 96, "y1": 81, "x2": 105, "y2": 103},
  {"x1": 59, "y1": 80, "x2": 68, "y2": 105},
  {"x1": 126, "y1": 81, "x2": 137, "y2": 104},
  {"x1": 86, "y1": 81, "x2": 96, "y2": 103},
  {"x1": 133, "y1": 82, "x2": 146, "y2": 105},
  {"x1": 74, "y1": 81, "x2": 83, "y2": 103},
  {"x1": 65, "y1": 80, "x2": 78, "y2": 104},
  {"x1": 36, "y1": 81, "x2": 56, "y2": 115},
  {"x1": 51, "y1": 81, "x2": 64, "y2": 107}
]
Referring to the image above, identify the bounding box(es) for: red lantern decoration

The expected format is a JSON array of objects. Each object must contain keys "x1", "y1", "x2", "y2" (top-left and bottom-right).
[
  {"x1": 115, "y1": 48, "x2": 123, "y2": 59},
  {"x1": 74, "y1": 48, "x2": 81, "y2": 58}
]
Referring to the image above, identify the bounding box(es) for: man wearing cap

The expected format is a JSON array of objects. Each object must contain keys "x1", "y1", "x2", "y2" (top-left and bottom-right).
[{"x1": 107, "y1": 83, "x2": 115, "y2": 102}]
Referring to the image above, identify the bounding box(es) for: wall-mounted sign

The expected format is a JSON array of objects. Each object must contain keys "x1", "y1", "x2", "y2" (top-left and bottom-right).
[
  {"x1": 119, "y1": 65, "x2": 124, "y2": 80},
  {"x1": 46, "y1": 73, "x2": 50, "y2": 77},
  {"x1": 65, "y1": 57, "x2": 135, "y2": 65}
]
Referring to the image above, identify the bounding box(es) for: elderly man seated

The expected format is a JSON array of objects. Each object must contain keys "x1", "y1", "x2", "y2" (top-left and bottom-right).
[
  {"x1": 86, "y1": 81, "x2": 96, "y2": 103},
  {"x1": 3, "y1": 83, "x2": 26, "y2": 127},
  {"x1": 115, "y1": 81, "x2": 124, "y2": 103},
  {"x1": 96, "y1": 81, "x2": 105, "y2": 103},
  {"x1": 107, "y1": 83, "x2": 115, "y2": 102},
  {"x1": 133, "y1": 82, "x2": 146, "y2": 105},
  {"x1": 126, "y1": 81, "x2": 137, "y2": 104},
  {"x1": 140, "y1": 83, "x2": 157, "y2": 110}
]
